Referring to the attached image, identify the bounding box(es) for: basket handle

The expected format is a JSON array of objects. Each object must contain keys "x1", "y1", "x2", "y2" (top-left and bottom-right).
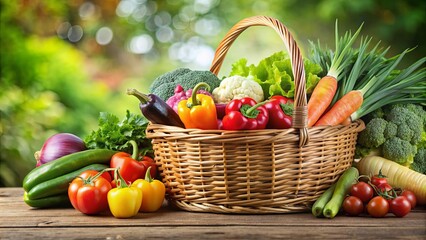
[{"x1": 209, "y1": 16, "x2": 309, "y2": 146}]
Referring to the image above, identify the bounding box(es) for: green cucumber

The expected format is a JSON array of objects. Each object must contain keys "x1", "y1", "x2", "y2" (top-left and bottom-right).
[
  {"x1": 23, "y1": 149, "x2": 116, "y2": 192},
  {"x1": 311, "y1": 183, "x2": 336, "y2": 217},
  {"x1": 323, "y1": 167, "x2": 359, "y2": 218},
  {"x1": 24, "y1": 192, "x2": 71, "y2": 208},
  {"x1": 27, "y1": 164, "x2": 109, "y2": 200}
]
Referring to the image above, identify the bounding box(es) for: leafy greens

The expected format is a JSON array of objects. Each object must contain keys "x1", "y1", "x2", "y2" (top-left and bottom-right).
[
  {"x1": 84, "y1": 110, "x2": 153, "y2": 156},
  {"x1": 229, "y1": 51, "x2": 323, "y2": 99}
]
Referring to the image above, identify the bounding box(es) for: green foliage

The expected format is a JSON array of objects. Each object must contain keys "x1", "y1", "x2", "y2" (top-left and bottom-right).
[
  {"x1": 229, "y1": 51, "x2": 322, "y2": 99},
  {"x1": 84, "y1": 110, "x2": 153, "y2": 156}
]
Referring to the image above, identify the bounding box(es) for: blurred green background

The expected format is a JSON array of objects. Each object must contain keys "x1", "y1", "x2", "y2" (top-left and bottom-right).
[{"x1": 1, "y1": 0, "x2": 425, "y2": 187}]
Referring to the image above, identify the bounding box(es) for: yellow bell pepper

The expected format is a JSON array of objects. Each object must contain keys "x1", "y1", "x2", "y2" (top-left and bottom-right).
[
  {"x1": 132, "y1": 166, "x2": 166, "y2": 212},
  {"x1": 177, "y1": 82, "x2": 218, "y2": 130},
  {"x1": 107, "y1": 168, "x2": 142, "y2": 218}
]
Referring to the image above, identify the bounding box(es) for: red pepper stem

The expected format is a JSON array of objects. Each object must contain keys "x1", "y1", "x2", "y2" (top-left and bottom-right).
[
  {"x1": 127, "y1": 140, "x2": 139, "y2": 160},
  {"x1": 127, "y1": 88, "x2": 151, "y2": 104},
  {"x1": 190, "y1": 82, "x2": 210, "y2": 107},
  {"x1": 246, "y1": 100, "x2": 269, "y2": 115},
  {"x1": 144, "y1": 166, "x2": 154, "y2": 183}
]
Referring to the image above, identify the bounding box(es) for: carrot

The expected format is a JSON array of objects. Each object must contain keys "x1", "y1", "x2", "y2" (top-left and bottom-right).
[
  {"x1": 307, "y1": 22, "x2": 363, "y2": 127},
  {"x1": 314, "y1": 90, "x2": 363, "y2": 126},
  {"x1": 355, "y1": 156, "x2": 426, "y2": 205},
  {"x1": 340, "y1": 117, "x2": 352, "y2": 126},
  {"x1": 307, "y1": 76, "x2": 338, "y2": 127}
]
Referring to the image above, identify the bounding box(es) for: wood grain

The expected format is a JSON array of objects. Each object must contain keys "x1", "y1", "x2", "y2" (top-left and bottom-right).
[{"x1": 1, "y1": 188, "x2": 425, "y2": 239}]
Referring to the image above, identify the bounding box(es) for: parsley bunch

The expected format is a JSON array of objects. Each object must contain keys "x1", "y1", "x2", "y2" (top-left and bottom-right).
[{"x1": 84, "y1": 110, "x2": 153, "y2": 156}]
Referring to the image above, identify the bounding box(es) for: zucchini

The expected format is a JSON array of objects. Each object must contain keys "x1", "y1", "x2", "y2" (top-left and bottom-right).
[
  {"x1": 311, "y1": 183, "x2": 336, "y2": 217},
  {"x1": 23, "y1": 149, "x2": 116, "y2": 192},
  {"x1": 27, "y1": 164, "x2": 109, "y2": 200},
  {"x1": 24, "y1": 192, "x2": 71, "y2": 208},
  {"x1": 323, "y1": 167, "x2": 359, "y2": 218}
]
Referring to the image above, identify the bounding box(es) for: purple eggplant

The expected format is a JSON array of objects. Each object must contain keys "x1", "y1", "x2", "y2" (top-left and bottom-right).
[{"x1": 127, "y1": 88, "x2": 185, "y2": 128}]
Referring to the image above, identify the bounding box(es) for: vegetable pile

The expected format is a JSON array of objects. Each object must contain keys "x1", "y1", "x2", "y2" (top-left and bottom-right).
[
  {"x1": 313, "y1": 166, "x2": 419, "y2": 218},
  {"x1": 21, "y1": 19, "x2": 425, "y2": 219},
  {"x1": 22, "y1": 111, "x2": 165, "y2": 218}
]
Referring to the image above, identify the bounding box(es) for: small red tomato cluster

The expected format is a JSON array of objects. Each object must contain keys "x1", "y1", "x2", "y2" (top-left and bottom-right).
[{"x1": 343, "y1": 171, "x2": 416, "y2": 218}]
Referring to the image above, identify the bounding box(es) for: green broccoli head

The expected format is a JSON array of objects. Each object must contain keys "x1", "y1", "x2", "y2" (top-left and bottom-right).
[
  {"x1": 411, "y1": 148, "x2": 426, "y2": 174},
  {"x1": 382, "y1": 137, "x2": 417, "y2": 166},
  {"x1": 362, "y1": 107, "x2": 385, "y2": 124},
  {"x1": 149, "y1": 68, "x2": 221, "y2": 101},
  {"x1": 149, "y1": 68, "x2": 191, "y2": 93},
  {"x1": 386, "y1": 106, "x2": 423, "y2": 145},
  {"x1": 174, "y1": 70, "x2": 221, "y2": 93},
  {"x1": 357, "y1": 118, "x2": 388, "y2": 148},
  {"x1": 389, "y1": 103, "x2": 426, "y2": 129}
]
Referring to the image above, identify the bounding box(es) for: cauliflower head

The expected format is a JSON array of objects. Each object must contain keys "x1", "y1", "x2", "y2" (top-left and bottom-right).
[{"x1": 212, "y1": 76, "x2": 264, "y2": 103}]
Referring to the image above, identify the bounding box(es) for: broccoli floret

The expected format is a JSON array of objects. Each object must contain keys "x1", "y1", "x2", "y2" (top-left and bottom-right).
[
  {"x1": 384, "y1": 122, "x2": 397, "y2": 139},
  {"x1": 149, "y1": 68, "x2": 191, "y2": 94},
  {"x1": 149, "y1": 68, "x2": 221, "y2": 101},
  {"x1": 362, "y1": 107, "x2": 385, "y2": 124},
  {"x1": 389, "y1": 103, "x2": 426, "y2": 129},
  {"x1": 411, "y1": 148, "x2": 426, "y2": 174},
  {"x1": 385, "y1": 106, "x2": 423, "y2": 145},
  {"x1": 357, "y1": 118, "x2": 388, "y2": 148},
  {"x1": 382, "y1": 137, "x2": 417, "y2": 166},
  {"x1": 174, "y1": 70, "x2": 221, "y2": 94}
]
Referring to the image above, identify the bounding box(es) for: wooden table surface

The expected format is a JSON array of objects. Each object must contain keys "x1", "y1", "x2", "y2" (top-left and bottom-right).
[{"x1": 1, "y1": 187, "x2": 425, "y2": 239}]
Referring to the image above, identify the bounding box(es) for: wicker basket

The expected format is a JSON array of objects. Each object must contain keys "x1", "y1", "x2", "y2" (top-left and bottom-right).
[{"x1": 146, "y1": 16, "x2": 365, "y2": 214}]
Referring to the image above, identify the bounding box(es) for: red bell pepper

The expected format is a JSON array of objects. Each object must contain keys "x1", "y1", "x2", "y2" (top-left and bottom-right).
[
  {"x1": 222, "y1": 97, "x2": 269, "y2": 130},
  {"x1": 264, "y1": 95, "x2": 294, "y2": 129},
  {"x1": 110, "y1": 140, "x2": 157, "y2": 184}
]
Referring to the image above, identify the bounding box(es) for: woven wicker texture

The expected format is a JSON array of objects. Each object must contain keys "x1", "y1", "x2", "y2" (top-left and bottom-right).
[{"x1": 146, "y1": 16, "x2": 365, "y2": 214}]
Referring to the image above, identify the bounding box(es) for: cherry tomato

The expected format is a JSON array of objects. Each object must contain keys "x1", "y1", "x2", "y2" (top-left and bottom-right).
[
  {"x1": 370, "y1": 171, "x2": 388, "y2": 187},
  {"x1": 401, "y1": 190, "x2": 417, "y2": 209},
  {"x1": 390, "y1": 196, "x2": 411, "y2": 217},
  {"x1": 343, "y1": 196, "x2": 364, "y2": 216},
  {"x1": 376, "y1": 182, "x2": 393, "y2": 193},
  {"x1": 367, "y1": 196, "x2": 389, "y2": 218},
  {"x1": 350, "y1": 182, "x2": 374, "y2": 203}
]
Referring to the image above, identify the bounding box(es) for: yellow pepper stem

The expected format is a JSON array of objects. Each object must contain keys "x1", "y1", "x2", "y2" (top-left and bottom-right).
[{"x1": 188, "y1": 82, "x2": 211, "y2": 107}]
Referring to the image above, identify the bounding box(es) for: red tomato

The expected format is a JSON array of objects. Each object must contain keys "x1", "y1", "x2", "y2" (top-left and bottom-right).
[
  {"x1": 343, "y1": 196, "x2": 364, "y2": 216},
  {"x1": 401, "y1": 190, "x2": 417, "y2": 209},
  {"x1": 350, "y1": 182, "x2": 374, "y2": 203},
  {"x1": 390, "y1": 196, "x2": 412, "y2": 217},
  {"x1": 68, "y1": 170, "x2": 112, "y2": 215},
  {"x1": 367, "y1": 196, "x2": 389, "y2": 218},
  {"x1": 79, "y1": 169, "x2": 112, "y2": 182},
  {"x1": 376, "y1": 182, "x2": 393, "y2": 193},
  {"x1": 370, "y1": 172, "x2": 388, "y2": 187}
]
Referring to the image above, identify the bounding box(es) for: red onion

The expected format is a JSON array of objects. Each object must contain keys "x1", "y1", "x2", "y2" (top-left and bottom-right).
[{"x1": 35, "y1": 133, "x2": 86, "y2": 167}]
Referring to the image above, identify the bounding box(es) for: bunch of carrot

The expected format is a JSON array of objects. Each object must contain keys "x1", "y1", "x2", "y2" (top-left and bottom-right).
[{"x1": 307, "y1": 22, "x2": 426, "y2": 127}]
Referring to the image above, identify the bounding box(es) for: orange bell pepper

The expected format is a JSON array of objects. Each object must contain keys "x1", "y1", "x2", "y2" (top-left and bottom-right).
[
  {"x1": 177, "y1": 82, "x2": 218, "y2": 129},
  {"x1": 131, "y1": 167, "x2": 165, "y2": 212}
]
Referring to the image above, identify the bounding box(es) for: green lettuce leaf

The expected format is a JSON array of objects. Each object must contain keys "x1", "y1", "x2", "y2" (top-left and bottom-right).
[{"x1": 229, "y1": 51, "x2": 322, "y2": 98}]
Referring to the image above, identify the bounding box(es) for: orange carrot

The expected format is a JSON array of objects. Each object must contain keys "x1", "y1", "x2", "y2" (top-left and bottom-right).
[
  {"x1": 314, "y1": 90, "x2": 363, "y2": 126},
  {"x1": 340, "y1": 117, "x2": 352, "y2": 126},
  {"x1": 307, "y1": 76, "x2": 338, "y2": 127}
]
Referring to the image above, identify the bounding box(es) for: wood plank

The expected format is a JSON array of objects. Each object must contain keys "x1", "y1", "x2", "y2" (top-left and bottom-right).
[
  {"x1": 1, "y1": 226, "x2": 425, "y2": 240},
  {"x1": 1, "y1": 188, "x2": 425, "y2": 239}
]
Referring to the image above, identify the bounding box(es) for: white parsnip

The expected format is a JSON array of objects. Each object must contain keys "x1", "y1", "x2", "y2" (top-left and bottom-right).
[{"x1": 355, "y1": 156, "x2": 426, "y2": 205}]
